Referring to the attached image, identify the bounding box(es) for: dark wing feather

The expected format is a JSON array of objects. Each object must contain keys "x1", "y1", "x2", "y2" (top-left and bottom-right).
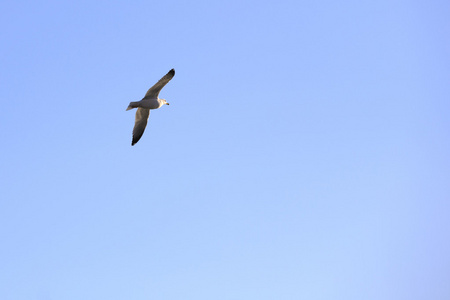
[
  {"x1": 144, "y1": 69, "x2": 175, "y2": 99},
  {"x1": 132, "y1": 108, "x2": 150, "y2": 145}
]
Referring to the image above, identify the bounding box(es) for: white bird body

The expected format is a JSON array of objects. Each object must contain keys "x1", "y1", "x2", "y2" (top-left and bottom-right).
[
  {"x1": 126, "y1": 98, "x2": 167, "y2": 110},
  {"x1": 126, "y1": 69, "x2": 175, "y2": 146}
]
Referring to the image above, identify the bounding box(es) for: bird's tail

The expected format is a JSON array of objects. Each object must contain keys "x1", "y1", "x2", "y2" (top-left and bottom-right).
[{"x1": 126, "y1": 102, "x2": 138, "y2": 111}]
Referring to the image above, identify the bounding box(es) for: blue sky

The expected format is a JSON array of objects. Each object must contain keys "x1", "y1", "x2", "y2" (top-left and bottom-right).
[{"x1": 1, "y1": 0, "x2": 449, "y2": 299}]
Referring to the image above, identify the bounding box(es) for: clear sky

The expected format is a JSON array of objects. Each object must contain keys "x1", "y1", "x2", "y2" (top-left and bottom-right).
[{"x1": 1, "y1": 0, "x2": 449, "y2": 299}]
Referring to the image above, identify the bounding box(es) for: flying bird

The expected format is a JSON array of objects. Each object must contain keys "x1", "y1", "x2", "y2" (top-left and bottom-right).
[{"x1": 126, "y1": 68, "x2": 175, "y2": 145}]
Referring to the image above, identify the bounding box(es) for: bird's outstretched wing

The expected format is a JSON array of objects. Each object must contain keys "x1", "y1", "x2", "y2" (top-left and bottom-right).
[
  {"x1": 132, "y1": 108, "x2": 150, "y2": 145},
  {"x1": 144, "y1": 69, "x2": 175, "y2": 99}
]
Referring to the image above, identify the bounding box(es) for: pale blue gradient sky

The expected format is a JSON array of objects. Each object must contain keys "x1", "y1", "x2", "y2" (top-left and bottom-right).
[{"x1": 1, "y1": 0, "x2": 450, "y2": 299}]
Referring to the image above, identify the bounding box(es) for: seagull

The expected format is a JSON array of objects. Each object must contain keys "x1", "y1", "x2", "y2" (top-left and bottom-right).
[{"x1": 126, "y1": 68, "x2": 175, "y2": 146}]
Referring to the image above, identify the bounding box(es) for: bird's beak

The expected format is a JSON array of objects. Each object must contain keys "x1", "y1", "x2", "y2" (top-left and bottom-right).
[{"x1": 166, "y1": 102, "x2": 170, "y2": 105}]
